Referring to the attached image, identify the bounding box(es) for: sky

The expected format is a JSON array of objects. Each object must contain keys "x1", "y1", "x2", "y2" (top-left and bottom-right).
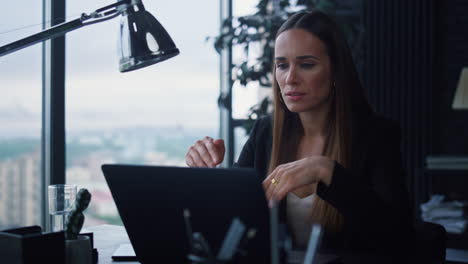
[{"x1": 0, "y1": 0, "x2": 261, "y2": 137}]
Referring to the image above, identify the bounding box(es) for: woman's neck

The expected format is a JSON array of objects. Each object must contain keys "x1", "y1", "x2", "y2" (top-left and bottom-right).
[{"x1": 298, "y1": 107, "x2": 330, "y2": 138}]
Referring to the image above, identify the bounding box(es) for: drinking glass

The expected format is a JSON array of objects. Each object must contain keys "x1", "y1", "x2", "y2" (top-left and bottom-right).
[{"x1": 48, "y1": 184, "x2": 77, "y2": 232}]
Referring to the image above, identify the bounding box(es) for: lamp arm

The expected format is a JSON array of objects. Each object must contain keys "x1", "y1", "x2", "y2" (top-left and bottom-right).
[
  {"x1": 0, "y1": 0, "x2": 132, "y2": 57},
  {"x1": 0, "y1": 17, "x2": 84, "y2": 57}
]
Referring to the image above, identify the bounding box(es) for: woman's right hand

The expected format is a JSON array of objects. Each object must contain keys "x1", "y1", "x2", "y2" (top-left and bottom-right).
[{"x1": 185, "y1": 137, "x2": 225, "y2": 168}]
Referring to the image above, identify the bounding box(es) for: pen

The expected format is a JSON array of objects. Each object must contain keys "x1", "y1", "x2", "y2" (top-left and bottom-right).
[{"x1": 183, "y1": 208, "x2": 194, "y2": 253}]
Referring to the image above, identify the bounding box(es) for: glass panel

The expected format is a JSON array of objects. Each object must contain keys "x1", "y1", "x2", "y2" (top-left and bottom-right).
[
  {"x1": 234, "y1": 127, "x2": 250, "y2": 163},
  {"x1": 231, "y1": 0, "x2": 272, "y2": 162},
  {"x1": 66, "y1": 0, "x2": 219, "y2": 226},
  {"x1": 231, "y1": 0, "x2": 268, "y2": 120},
  {"x1": 0, "y1": 1, "x2": 43, "y2": 228}
]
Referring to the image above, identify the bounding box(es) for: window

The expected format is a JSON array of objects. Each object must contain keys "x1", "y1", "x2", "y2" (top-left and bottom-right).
[
  {"x1": 65, "y1": 0, "x2": 219, "y2": 226},
  {"x1": 0, "y1": 0, "x2": 43, "y2": 228},
  {"x1": 231, "y1": 0, "x2": 270, "y2": 161}
]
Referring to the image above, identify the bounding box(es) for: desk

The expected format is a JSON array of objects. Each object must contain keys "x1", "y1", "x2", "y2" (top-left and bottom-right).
[
  {"x1": 85, "y1": 225, "x2": 138, "y2": 264},
  {"x1": 85, "y1": 225, "x2": 398, "y2": 264},
  {"x1": 87, "y1": 225, "x2": 468, "y2": 264}
]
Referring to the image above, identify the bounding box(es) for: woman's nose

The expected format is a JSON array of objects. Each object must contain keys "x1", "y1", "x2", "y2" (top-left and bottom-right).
[{"x1": 285, "y1": 67, "x2": 298, "y2": 84}]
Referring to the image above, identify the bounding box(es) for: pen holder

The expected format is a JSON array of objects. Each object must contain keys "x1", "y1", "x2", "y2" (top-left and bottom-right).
[
  {"x1": 0, "y1": 226, "x2": 98, "y2": 264},
  {"x1": 66, "y1": 235, "x2": 92, "y2": 264},
  {"x1": 66, "y1": 232, "x2": 98, "y2": 264},
  {"x1": 0, "y1": 226, "x2": 65, "y2": 264}
]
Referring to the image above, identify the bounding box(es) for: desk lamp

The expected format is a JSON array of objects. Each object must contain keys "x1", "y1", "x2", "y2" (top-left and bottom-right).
[
  {"x1": 0, "y1": 0, "x2": 179, "y2": 72},
  {"x1": 452, "y1": 67, "x2": 468, "y2": 109}
]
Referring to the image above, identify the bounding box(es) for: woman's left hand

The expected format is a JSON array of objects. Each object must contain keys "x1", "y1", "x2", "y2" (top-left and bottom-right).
[{"x1": 263, "y1": 156, "x2": 335, "y2": 207}]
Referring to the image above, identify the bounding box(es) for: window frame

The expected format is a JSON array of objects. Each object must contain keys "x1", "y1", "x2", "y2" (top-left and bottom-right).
[
  {"x1": 218, "y1": 0, "x2": 252, "y2": 167},
  {"x1": 41, "y1": 0, "x2": 66, "y2": 230}
]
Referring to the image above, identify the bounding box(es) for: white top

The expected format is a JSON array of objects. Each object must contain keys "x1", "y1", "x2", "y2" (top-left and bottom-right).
[{"x1": 287, "y1": 193, "x2": 315, "y2": 249}]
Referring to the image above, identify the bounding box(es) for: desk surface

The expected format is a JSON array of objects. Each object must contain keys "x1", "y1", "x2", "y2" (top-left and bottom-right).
[
  {"x1": 85, "y1": 225, "x2": 138, "y2": 264},
  {"x1": 86, "y1": 225, "x2": 468, "y2": 264}
]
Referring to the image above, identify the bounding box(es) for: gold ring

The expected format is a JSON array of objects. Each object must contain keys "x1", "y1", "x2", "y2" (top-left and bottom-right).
[{"x1": 271, "y1": 178, "x2": 278, "y2": 186}]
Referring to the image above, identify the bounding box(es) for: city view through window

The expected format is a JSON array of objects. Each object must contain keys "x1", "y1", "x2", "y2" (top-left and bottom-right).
[
  {"x1": 65, "y1": 0, "x2": 220, "y2": 226},
  {"x1": 0, "y1": 0, "x2": 43, "y2": 228},
  {"x1": 0, "y1": 0, "x2": 263, "y2": 228}
]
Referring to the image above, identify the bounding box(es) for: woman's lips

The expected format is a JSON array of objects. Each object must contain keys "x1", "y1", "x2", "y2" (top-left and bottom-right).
[{"x1": 285, "y1": 92, "x2": 306, "y2": 101}]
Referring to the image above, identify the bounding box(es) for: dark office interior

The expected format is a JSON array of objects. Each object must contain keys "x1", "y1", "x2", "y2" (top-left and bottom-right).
[{"x1": 0, "y1": 0, "x2": 467, "y2": 263}]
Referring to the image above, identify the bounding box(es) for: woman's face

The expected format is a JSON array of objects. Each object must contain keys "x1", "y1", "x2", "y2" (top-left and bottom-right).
[{"x1": 274, "y1": 29, "x2": 333, "y2": 113}]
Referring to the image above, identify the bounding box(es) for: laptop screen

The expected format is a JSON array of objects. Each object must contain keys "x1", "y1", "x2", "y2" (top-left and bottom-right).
[{"x1": 102, "y1": 164, "x2": 272, "y2": 264}]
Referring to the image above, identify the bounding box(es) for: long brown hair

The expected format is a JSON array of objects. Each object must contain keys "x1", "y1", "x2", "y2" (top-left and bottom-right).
[{"x1": 267, "y1": 10, "x2": 373, "y2": 231}]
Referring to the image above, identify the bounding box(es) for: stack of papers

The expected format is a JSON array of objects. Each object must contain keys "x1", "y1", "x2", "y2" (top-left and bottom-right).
[
  {"x1": 421, "y1": 195, "x2": 468, "y2": 234},
  {"x1": 426, "y1": 156, "x2": 468, "y2": 170}
]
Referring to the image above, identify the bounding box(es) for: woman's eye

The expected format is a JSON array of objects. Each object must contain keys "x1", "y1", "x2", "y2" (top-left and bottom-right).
[
  {"x1": 301, "y1": 63, "x2": 315, "y2": 69},
  {"x1": 276, "y1": 63, "x2": 288, "y2": 70}
]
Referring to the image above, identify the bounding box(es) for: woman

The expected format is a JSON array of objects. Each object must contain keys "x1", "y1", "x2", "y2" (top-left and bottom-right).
[{"x1": 186, "y1": 10, "x2": 412, "y2": 257}]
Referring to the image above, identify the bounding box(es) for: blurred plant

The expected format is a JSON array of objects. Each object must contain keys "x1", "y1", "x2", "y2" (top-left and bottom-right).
[
  {"x1": 65, "y1": 188, "x2": 92, "y2": 240},
  {"x1": 212, "y1": 0, "x2": 364, "y2": 133}
]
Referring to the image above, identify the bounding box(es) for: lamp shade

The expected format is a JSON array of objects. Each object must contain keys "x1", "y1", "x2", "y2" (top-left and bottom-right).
[
  {"x1": 118, "y1": 3, "x2": 179, "y2": 72},
  {"x1": 453, "y1": 67, "x2": 468, "y2": 109}
]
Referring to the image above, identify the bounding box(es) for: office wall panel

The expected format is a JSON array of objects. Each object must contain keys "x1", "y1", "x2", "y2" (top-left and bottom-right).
[{"x1": 362, "y1": 0, "x2": 434, "y2": 216}]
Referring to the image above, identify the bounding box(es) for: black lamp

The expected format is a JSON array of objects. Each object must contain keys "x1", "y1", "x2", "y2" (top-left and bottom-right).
[{"x1": 0, "y1": 0, "x2": 179, "y2": 72}]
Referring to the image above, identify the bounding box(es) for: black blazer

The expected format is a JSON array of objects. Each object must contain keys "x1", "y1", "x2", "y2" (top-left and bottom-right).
[{"x1": 235, "y1": 114, "x2": 413, "y2": 257}]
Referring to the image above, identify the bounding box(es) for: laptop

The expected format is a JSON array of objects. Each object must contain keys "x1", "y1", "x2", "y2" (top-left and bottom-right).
[{"x1": 102, "y1": 164, "x2": 273, "y2": 264}]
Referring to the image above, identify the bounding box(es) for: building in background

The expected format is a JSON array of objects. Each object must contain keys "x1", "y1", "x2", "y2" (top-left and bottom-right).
[{"x1": 0, "y1": 149, "x2": 41, "y2": 227}]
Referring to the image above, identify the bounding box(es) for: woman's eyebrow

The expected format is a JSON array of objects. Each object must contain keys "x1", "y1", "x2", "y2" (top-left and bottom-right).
[
  {"x1": 274, "y1": 57, "x2": 287, "y2": 61},
  {"x1": 297, "y1": 55, "x2": 320, "y2": 60},
  {"x1": 274, "y1": 55, "x2": 320, "y2": 61}
]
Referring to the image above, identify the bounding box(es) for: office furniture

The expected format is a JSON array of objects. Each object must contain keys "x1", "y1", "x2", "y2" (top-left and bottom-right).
[
  {"x1": 87, "y1": 224, "x2": 463, "y2": 263},
  {"x1": 84, "y1": 225, "x2": 137, "y2": 264}
]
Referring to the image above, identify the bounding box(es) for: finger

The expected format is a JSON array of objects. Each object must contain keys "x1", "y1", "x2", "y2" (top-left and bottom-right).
[
  {"x1": 269, "y1": 173, "x2": 290, "y2": 204},
  {"x1": 264, "y1": 165, "x2": 286, "y2": 199},
  {"x1": 194, "y1": 141, "x2": 216, "y2": 167},
  {"x1": 272, "y1": 183, "x2": 289, "y2": 204},
  {"x1": 187, "y1": 146, "x2": 209, "y2": 167},
  {"x1": 265, "y1": 169, "x2": 282, "y2": 201},
  {"x1": 185, "y1": 153, "x2": 194, "y2": 167},
  {"x1": 267, "y1": 165, "x2": 293, "y2": 204},
  {"x1": 263, "y1": 166, "x2": 279, "y2": 190},
  {"x1": 263, "y1": 173, "x2": 272, "y2": 192},
  {"x1": 205, "y1": 140, "x2": 224, "y2": 165},
  {"x1": 190, "y1": 151, "x2": 209, "y2": 167},
  {"x1": 213, "y1": 139, "x2": 226, "y2": 164},
  {"x1": 268, "y1": 179, "x2": 281, "y2": 208},
  {"x1": 265, "y1": 183, "x2": 273, "y2": 202},
  {"x1": 202, "y1": 137, "x2": 223, "y2": 165},
  {"x1": 263, "y1": 172, "x2": 275, "y2": 200},
  {"x1": 203, "y1": 136, "x2": 214, "y2": 142}
]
